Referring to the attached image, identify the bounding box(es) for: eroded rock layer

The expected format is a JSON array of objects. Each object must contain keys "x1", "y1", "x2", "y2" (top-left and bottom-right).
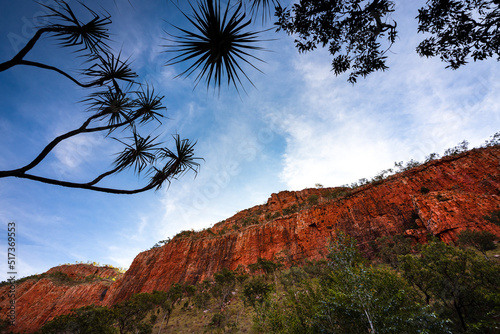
[{"x1": 105, "y1": 146, "x2": 500, "y2": 305}]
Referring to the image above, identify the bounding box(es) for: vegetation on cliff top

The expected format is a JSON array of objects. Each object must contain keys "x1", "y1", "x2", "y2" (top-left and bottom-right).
[{"x1": 149, "y1": 133, "x2": 500, "y2": 249}]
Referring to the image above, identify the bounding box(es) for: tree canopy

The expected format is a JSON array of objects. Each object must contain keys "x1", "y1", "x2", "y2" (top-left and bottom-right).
[{"x1": 167, "y1": 0, "x2": 500, "y2": 87}]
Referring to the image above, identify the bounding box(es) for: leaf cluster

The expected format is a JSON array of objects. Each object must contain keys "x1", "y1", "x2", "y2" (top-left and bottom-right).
[
  {"x1": 417, "y1": 0, "x2": 500, "y2": 69},
  {"x1": 275, "y1": 0, "x2": 398, "y2": 83}
]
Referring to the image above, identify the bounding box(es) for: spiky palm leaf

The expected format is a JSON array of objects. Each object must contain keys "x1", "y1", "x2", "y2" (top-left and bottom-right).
[
  {"x1": 85, "y1": 88, "x2": 134, "y2": 128},
  {"x1": 242, "y1": 0, "x2": 281, "y2": 22},
  {"x1": 114, "y1": 132, "x2": 160, "y2": 174},
  {"x1": 150, "y1": 135, "x2": 202, "y2": 189},
  {"x1": 83, "y1": 52, "x2": 138, "y2": 90},
  {"x1": 164, "y1": 0, "x2": 266, "y2": 91},
  {"x1": 133, "y1": 84, "x2": 166, "y2": 125},
  {"x1": 40, "y1": 0, "x2": 111, "y2": 54}
]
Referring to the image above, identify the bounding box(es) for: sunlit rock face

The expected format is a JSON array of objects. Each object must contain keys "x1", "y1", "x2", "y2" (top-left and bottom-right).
[
  {"x1": 0, "y1": 264, "x2": 121, "y2": 333},
  {"x1": 105, "y1": 146, "x2": 500, "y2": 305},
  {"x1": 3, "y1": 146, "x2": 499, "y2": 333}
]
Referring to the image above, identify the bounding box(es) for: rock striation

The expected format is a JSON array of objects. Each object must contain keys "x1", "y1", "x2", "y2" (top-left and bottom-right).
[
  {"x1": 104, "y1": 146, "x2": 500, "y2": 305},
  {"x1": 2, "y1": 146, "x2": 500, "y2": 333}
]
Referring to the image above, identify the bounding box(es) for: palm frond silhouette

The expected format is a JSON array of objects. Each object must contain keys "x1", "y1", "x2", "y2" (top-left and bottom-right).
[{"x1": 164, "y1": 0, "x2": 266, "y2": 92}]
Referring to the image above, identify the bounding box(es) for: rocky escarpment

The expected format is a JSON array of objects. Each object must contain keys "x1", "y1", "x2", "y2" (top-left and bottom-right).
[
  {"x1": 0, "y1": 264, "x2": 121, "y2": 333},
  {"x1": 2, "y1": 146, "x2": 500, "y2": 333},
  {"x1": 105, "y1": 146, "x2": 500, "y2": 305}
]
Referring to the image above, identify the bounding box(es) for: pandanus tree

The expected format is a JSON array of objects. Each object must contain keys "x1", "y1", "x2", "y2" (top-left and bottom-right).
[
  {"x1": 163, "y1": 0, "x2": 270, "y2": 93},
  {"x1": 0, "y1": 0, "x2": 201, "y2": 194}
]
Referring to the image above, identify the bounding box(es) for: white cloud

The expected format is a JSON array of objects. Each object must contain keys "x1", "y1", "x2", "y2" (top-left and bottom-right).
[
  {"x1": 52, "y1": 134, "x2": 104, "y2": 174},
  {"x1": 269, "y1": 31, "x2": 500, "y2": 191}
]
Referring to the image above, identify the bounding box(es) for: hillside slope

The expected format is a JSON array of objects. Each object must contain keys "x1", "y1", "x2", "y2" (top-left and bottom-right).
[
  {"x1": 104, "y1": 146, "x2": 500, "y2": 305},
  {"x1": 2, "y1": 146, "x2": 499, "y2": 333}
]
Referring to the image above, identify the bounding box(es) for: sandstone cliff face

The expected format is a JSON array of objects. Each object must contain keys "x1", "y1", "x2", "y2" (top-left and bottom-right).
[
  {"x1": 0, "y1": 264, "x2": 121, "y2": 333},
  {"x1": 104, "y1": 146, "x2": 500, "y2": 305},
  {"x1": 3, "y1": 146, "x2": 500, "y2": 333}
]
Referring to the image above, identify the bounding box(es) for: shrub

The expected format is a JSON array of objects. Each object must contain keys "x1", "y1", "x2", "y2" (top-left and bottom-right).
[
  {"x1": 420, "y1": 186, "x2": 430, "y2": 194},
  {"x1": 248, "y1": 257, "x2": 281, "y2": 276},
  {"x1": 482, "y1": 131, "x2": 500, "y2": 147},
  {"x1": 208, "y1": 312, "x2": 225, "y2": 328},
  {"x1": 193, "y1": 291, "x2": 211, "y2": 310},
  {"x1": 403, "y1": 159, "x2": 422, "y2": 171},
  {"x1": 484, "y1": 210, "x2": 500, "y2": 227},
  {"x1": 458, "y1": 229, "x2": 497, "y2": 257},
  {"x1": 307, "y1": 194, "x2": 319, "y2": 205},
  {"x1": 424, "y1": 152, "x2": 440, "y2": 162},
  {"x1": 282, "y1": 204, "x2": 298, "y2": 215},
  {"x1": 443, "y1": 140, "x2": 469, "y2": 157}
]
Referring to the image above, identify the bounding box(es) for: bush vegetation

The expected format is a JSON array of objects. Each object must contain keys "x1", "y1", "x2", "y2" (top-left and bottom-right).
[{"x1": 33, "y1": 231, "x2": 500, "y2": 334}]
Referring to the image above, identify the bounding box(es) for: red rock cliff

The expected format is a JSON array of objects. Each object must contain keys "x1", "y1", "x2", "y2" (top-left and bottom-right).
[
  {"x1": 104, "y1": 146, "x2": 500, "y2": 305},
  {"x1": 3, "y1": 146, "x2": 500, "y2": 333},
  {"x1": 0, "y1": 264, "x2": 121, "y2": 333}
]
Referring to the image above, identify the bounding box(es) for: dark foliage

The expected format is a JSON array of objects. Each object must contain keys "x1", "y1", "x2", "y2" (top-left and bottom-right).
[
  {"x1": 275, "y1": 0, "x2": 397, "y2": 83},
  {"x1": 0, "y1": 1, "x2": 201, "y2": 194},
  {"x1": 164, "y1": 0, "x2": 267, "y2": 92},
  {"x1": 417, "y1": 0, "x2": 500, "y2": 69}
]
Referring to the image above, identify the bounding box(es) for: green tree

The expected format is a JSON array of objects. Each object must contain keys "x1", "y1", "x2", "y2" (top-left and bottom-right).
[
  {"x1": 315, "y1": 266, "x2": 448, "y2": 334},
  {"x1": 315, "y1": 232, "x2": 447, "y2": 334},
  {"x1": 242, "y1": 276, "x2": 274, "y2": 310},
  {"x1": 255, "y1": 233, "x2": 447, "y2": 333},
  {"x1": 399, "y1": 241, "x2": 500, "y2": 333},
  {"x1": 156, "y1": 284, "x2": 184, "y2": 333},
  {"x1": 39, "y1": 305, "x2": 117, "y2": 334},
  {"x1": 211, "y1": 268, "x2": 237, "y2": 309},
  {"x1": 457, "y1": 229, "x2": 497, "y2": 258},
  {"x1": 0, "y1": 0, "x2": 201, "y2": 194},
  {"x1": 112, "y1": 292, "x2": 160, "y2": 334},
  {"x1": 242, "y1": 276, "x2": 275, "y2": 331}
]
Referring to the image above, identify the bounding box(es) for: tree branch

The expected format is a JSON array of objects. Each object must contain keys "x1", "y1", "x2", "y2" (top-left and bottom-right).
[
  {"x1": 0, "y1": 27, "x2": 66, "y2": 72},
  {"x1": 17, "y1": 60, "x2": 102, "y2": 88},
  {"x1": 0, "y1": 110, "x2": 141, "y2": 177},
  {"x1": 15, "y1": 172, "x2": 156, "y2": 194},
  {"x1": 86, "y1": 166, "x2": 121, "y2": 186}
]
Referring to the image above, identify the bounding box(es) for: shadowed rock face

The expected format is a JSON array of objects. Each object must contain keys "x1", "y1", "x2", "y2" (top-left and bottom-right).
[{"x1": 3, "y1": 146, "x2": 500, "y2": 333}]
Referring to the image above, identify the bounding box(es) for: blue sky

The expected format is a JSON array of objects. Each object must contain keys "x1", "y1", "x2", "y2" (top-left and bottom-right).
[{"x1": 1, "y1": 0, "x2": 499, "y2": 279}]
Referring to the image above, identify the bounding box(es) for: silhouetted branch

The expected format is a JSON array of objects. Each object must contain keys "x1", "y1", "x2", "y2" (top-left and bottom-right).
[
  {"x1": 16, "y1": 172, "x2": 157, "y2": 194},
  {"x1": 0, "y1": 0, "x2": 200, "y2": 194},
  {"x1": 17, "y1": 60, "x2": 102, "y2": 87}
]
